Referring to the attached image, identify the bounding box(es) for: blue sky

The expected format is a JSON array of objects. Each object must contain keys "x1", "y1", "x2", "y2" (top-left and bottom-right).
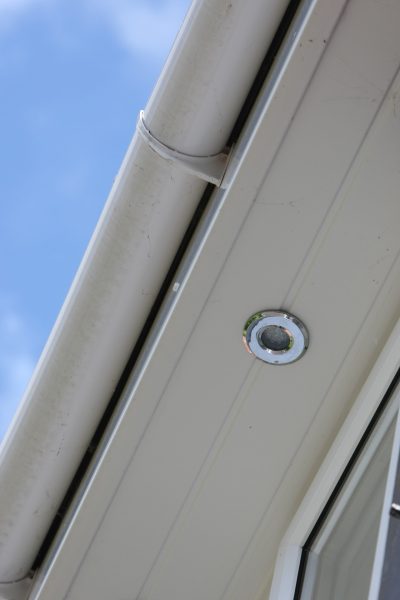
[{"x1": 0, "y1": 0, "x2": 191, "y2": 438}]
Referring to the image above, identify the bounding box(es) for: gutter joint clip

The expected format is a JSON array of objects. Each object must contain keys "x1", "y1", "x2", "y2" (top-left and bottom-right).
[{"x1": 137, "y1": 111, "x2": 230, "y2": 187}]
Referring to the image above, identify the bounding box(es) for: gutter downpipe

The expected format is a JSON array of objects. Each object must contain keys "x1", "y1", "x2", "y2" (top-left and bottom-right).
[{"x1": 0, "y1": 0, "x2": 289, "y2": 586}]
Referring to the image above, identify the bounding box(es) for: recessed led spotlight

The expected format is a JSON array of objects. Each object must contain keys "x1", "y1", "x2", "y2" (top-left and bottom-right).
[{"x1": 243, "y1": 310, "x2": 309, "y2": 365}]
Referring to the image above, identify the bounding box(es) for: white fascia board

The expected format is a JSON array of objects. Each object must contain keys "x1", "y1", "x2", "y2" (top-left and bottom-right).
[{"x1": 0, "y1": 0, "x2": 290, "y2": 585}]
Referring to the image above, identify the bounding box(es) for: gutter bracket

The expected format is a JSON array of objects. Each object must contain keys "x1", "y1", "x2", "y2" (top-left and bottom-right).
[{"x1": 137, "y1": 111, "x2": 229, "y2": 186}]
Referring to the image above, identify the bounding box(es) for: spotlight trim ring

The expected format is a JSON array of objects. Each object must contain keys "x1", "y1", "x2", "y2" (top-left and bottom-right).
[{"x1": 243, "y1": 310, "x2": 309, "y2": 365}]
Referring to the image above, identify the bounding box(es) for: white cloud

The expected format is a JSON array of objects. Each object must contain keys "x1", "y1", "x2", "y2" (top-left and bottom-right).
[
  {"x1": 0, "y1": 0, "x2": 190, "y2": 61},
  {"x1": 86, "y1": 0, "x2": 190, "y2": 60},
  {"x1": 0, "y1": 0, "x2": 48, "y2": 17},
  {"x1": 0, "y1": 0, "x2": 51, "y2": 34},
  {"x1": 0, "y1": 305, "x2": 36, "y2": 440}
]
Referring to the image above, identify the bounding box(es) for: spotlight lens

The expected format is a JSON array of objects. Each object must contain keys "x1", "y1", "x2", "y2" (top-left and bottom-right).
[{"x1": 259, "y1": 325, "x2": 291, "y2": 352}]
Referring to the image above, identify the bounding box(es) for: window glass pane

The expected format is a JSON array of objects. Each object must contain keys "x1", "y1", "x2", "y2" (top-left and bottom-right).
[{"x1": 300, "y1": 411, "x2": 396, "y2": 600}]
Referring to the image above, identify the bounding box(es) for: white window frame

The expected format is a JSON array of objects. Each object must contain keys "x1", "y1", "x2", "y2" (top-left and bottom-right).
[{"x1": 269, "y1": 317, "x2": 400, "y2": 600}]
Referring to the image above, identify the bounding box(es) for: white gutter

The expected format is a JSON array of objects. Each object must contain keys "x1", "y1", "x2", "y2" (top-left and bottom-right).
[{"x1": 0, "y1": 0, "x2": 289, "y2": 584}]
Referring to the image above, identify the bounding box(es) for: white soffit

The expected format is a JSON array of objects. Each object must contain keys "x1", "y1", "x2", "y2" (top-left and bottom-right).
[{"x1": 32, "y1": 0, "x2": 400, "y2": 599}]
